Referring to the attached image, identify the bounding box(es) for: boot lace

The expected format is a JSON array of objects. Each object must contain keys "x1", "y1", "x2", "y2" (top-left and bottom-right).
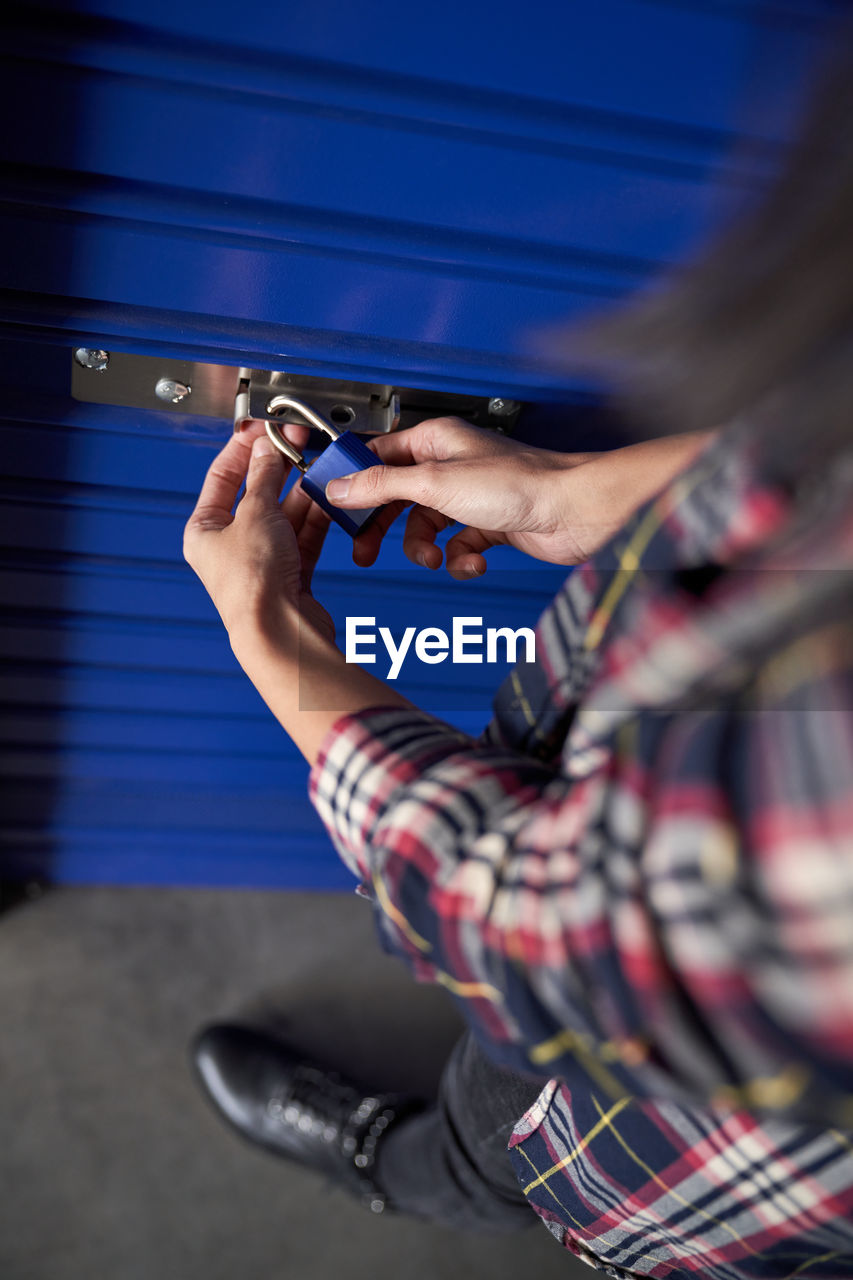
[{"x1": 267, "y1": 1064, "x2": 414, "y2": 1214}]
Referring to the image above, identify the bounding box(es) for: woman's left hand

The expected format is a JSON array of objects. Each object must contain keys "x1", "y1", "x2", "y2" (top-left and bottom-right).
[{"x1": 183, "y1": 421, "x2": 335, "y2": 648}]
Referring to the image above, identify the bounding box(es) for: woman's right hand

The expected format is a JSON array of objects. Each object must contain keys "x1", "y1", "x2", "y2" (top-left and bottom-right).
[{"x1": 325, "y1": 416, "x2": 712, "y2": 578}]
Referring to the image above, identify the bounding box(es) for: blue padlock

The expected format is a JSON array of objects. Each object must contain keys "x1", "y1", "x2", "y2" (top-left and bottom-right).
[{"x1": 263, "y1": 395, "x2": 382, "y2": 537}]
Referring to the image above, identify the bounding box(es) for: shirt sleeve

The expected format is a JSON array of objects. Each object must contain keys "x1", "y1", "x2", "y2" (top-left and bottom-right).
[
  {"x1": 308, "y1": 703, "x2": 583, "y2": 1066},
  {"x1": 308, "y1": 658, "x2": 853, "y2": 1128}
]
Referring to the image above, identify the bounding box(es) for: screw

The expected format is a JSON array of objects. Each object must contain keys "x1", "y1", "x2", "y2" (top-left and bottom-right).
[
  {"x1": 74, "y1": 347, "x2": 110, "y2": 372},
  {"x1": 488, "y1": 398, "x2": 520, "y2": 417},
  {"x1": 155, "y1": 377, "x2": 192, "y2": 405}
]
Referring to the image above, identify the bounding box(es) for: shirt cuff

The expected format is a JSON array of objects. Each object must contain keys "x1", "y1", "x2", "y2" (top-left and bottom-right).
[{"x1": 308, "y1": 704, "x2": 473, "y2": 883}]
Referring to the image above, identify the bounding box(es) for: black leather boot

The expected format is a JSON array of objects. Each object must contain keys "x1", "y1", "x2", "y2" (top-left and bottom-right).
[{"x1": 191, "y1": 1022, "x2": 425, "y2": 1214}]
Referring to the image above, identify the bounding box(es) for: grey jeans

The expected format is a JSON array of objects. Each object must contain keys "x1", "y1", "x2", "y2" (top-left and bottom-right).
[{"x1": 375, "y1": 1030, "x2": 546, "y2": 1233}]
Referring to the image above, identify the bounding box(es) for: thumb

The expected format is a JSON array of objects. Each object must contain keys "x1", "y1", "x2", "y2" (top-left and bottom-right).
[
  {"x1": 325, "y1": 461, "x2": 439, "y2": 509},
  {"x1": 244, "y1": 433, "x2": 286, "y2": 502}
]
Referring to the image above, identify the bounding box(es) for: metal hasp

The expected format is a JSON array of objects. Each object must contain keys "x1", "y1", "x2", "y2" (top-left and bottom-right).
[
  {"x1": 237, "y1": 370, "x2": 400, "y2": 436},
  {"x1": 264, "y1": 395, "x2": 382, "y2": 537},
  {"x1": 70, "y1": 351, "x2": 523, "y2": 438}
]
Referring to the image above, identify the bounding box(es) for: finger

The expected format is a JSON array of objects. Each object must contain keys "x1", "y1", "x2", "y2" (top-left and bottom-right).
[
  {"x1": 325, "y1": 459, "x2": 442, "y2": 511},
  {"x1": 325, "y1": 415, "x2": 492, "y2": 510},
  {"x1": 366, "y1": 417, "x2": 477, "y2": 466},
  {"x1": 279, "y1": 475, "x2": 332, "y2": 590},
  {"x1": 280, "y1": 472, "x2": 313, "y2": 534},
  {"x1": 444, "y1": 526, "x2": 500, "y2": 579},
  {"x1": 187, "y1": 428, "x2": 261, "y2": 533},
  {"x1": 361, "y1": 426, "x2": 425, "y2": 466},
  {"x1": 296, "y1": 500, "x2": 332, "y2": 592},
  {"x1": 240, "y1": 416, "x2": 310, "y2": 455},
  {"x1": 351, "y1": 499, "x2": 409, "y2": 567},
  {"x1": 281, "y1": 420, "x2": 311, "y2": 454},
  {"x1": 242, "y1": 434, "x2": 287, "y2": 505},
  {"x1": 403, "y1": 505, "x2": 453, "y2": 570}
]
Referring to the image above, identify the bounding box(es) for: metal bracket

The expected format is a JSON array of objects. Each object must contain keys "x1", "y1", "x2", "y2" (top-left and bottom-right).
[
  {"x1": 233, "y1": 369, "x2": 400, "y2": 436},
  {"x1": 71, "y1": 349, "x2": 523, "y2": 439}
]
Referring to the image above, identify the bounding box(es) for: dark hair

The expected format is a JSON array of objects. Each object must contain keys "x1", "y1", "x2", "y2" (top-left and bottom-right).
[{"x1": 578, "y1": 24, "x2": 853, "y2": 479}]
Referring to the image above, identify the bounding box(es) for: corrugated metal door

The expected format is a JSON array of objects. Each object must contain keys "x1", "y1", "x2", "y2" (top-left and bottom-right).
[{"x1": 0, "y1": 0, "x2": 835, "y2": 886}]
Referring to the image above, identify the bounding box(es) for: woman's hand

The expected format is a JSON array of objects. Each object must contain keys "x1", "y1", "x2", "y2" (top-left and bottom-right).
[
  {"x1": 332, "y1": 417, "x2": 594, "y2": 577},
  {"x1": 183, "y1": 420, "x2": 412, "y2": 767},
  {"x1": 327, "y1": 416, "x2": 713, "y2": 577},
  {"x1": 183, "y1": 421, "x2": 334, "y2": 649}
]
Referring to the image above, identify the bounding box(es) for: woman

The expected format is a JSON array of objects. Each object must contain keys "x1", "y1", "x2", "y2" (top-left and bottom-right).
[{"x1": 184, "y1": 34, "x2": 853, "y2": 1278}]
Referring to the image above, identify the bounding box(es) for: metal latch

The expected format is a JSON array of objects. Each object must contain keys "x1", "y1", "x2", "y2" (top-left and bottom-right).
[
  {"x1": 233, "y1": 369, "x2": 400, "y2": 437},
  {"x1": 71, "y1": 350, "x2": 523, "y2": 442}
]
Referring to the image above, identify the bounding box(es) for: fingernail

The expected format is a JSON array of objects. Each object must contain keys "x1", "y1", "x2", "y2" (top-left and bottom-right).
[
  {"x1": 253, "y1": 435, "x2": 272, "y2": 457},
  {"x1": 326, "y1": 475, "x2": 353, "y2": 502}
]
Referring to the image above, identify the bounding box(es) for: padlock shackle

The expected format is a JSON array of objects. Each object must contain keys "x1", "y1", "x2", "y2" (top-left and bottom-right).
[
  {"x1": 265, "y1": 394, "x2": 344, "y2": 472},
  {"x1": 266, "y1": 394, "x2": 343, "y2": 440},
  {"x1": 263, "y1": 418, "x2": 308, "y2": 470}
]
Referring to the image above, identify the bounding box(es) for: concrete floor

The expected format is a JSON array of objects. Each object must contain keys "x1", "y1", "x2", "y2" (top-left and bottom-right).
[{"x1": 0, "y1": 886, "x2": 585, "y2": 1280}]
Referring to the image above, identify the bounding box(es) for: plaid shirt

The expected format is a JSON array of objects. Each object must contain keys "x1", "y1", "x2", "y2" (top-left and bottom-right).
[{"x1": 309, "y1": 425, "x2": 853, "y2": 1278}]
